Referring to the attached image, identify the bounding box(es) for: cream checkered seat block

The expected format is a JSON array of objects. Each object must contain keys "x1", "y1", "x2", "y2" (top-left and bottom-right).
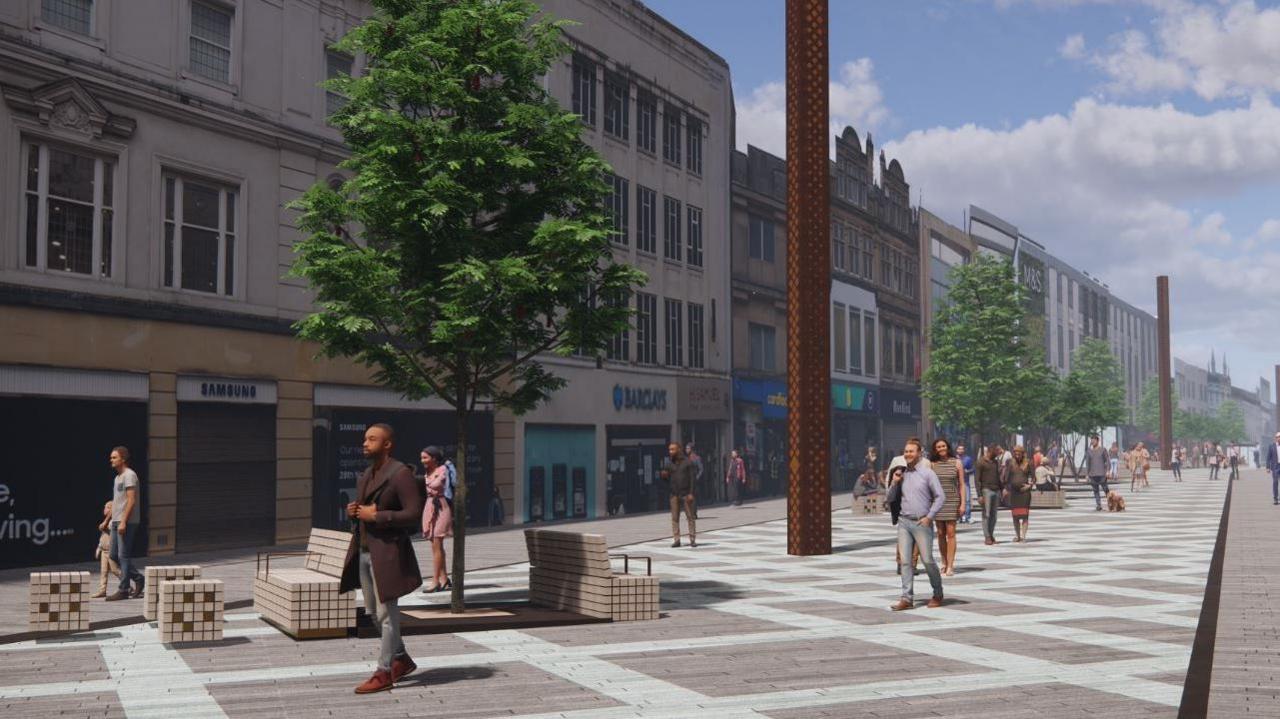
[
  {"x1": 853, "y1": 494, "x2": 884, "y2": 514},
  {"x1": 253, "y1": 528, "x2": 356, "y2": 639},
  {"x1": 158, "y1": 579, "x2": 224, "y2": 644},
  {"x1": 525, "y1": 529, "x2": 659, "y2": 622},
  {"x1": 144, "y1": 565, "x2": 202, "y2": 621},
  {"x1": 28, "y1": 571, "x2": 90, "y2": 633}
]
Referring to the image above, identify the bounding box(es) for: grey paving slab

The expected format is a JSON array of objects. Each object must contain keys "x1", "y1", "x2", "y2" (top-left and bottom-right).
[
  {"x1": 912, "y1": 625, "x2": 1152, "y2": 665},
  {"x1": 177, "y1": 632, "x2": 492, "y2": 673},
  {"x1": 1047, "y1": 617, "x2": 1197, "y2": 647},
  {"x1": 770, "y1": 599, "x2": 931, "y2": 625},
  {"x1": 2, "y1": 691, "x2": 125, "y2": 719},
  {"x1": 1002, "y1": 584, "x2": 1165, "y2": 607},
  {"x1": 0, "y1": 646, "x2": 108, "y2": 684},
  {"x1": 524, "y1": 607, "x2": 792, "y2": 648}
]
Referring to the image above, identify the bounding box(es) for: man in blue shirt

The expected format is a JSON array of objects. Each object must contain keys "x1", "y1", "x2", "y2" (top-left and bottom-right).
[
  {"x1": 886, "y1": 438, "x2": 945, "y2": 610},
  {"x1": 956, "y1": 443, "x2": 975, "y2": 524}
]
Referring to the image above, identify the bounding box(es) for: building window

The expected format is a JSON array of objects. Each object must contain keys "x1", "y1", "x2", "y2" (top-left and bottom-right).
[
  {"x1": 749, "y1": 323, "x2": 776, "y2": 372},
  {"x1": 571, "y1": 54, "x2": 596, "y2": 126},
  {"x1": 905, "y1": 259, "x2": 917, "y2": 300},
  {"x1": 685, "y1": 114, "x2": 702, "y2": 175},
  {"x1": 606, "y1": 173, "x2": 628, "y2": 246},
  {"x1": 892, "y1": 250, "x2": 904, "y2": 295},
  {"x1": 603, "y1": 71, "x2": 629, "y2": 140},
  {"x1": 163, "y1": 173, "x2": 237, "y2": 295},
  {"x1": 860, "y1": 234, "x2": 874, "y2": 281},
  {"x1": 880, "y1": 242, "x2": 892, "y2": 287},
  {"x1": 749, "y1": 216, "x2": 775, "y2": 262},
  {"x1": 635, "y1": 292, "x2": 657, "y2": 365},
  {"x1": 688, "y1": 303, "x2": 705, "y2": 369},
  {"x1": 662, "y1": 102, "x2": 681, "y2": 165},
  {"x1": 686, "y1": 205, "x2": 703, "y2": 267},
  {"x1": 906, "y1": 328, "x2": 917, "y2": 380},
  {"x1": 881, "y1": 321, "x2": 892, "y2": 379},
  {"x1": 1068, "y1": 279, "x2": 1075, "y2": 309},
  {"x1": 636, "y1": 185, "x2": 656, "y2": 254},
  {"x1": 664, "y1": 298, "x2": 683, "y2": 367},
  {"x1": 864, "y1": 313, "x2": 876, "y2": 376},
  {"x1": 325, "y1": 50, "x2": 353, "y2": 118},
  {"x1": 833, "y1": 303, "x2": 847, "y2": 372},
  {"x1": 22, "y1": 141, "x2": 115, "y2": 278},
  {"x1": 190, "y1": 1, "x2": 233, "y2": 83},
  {"x1": 849, "y1": 308, "x2": 862, "y2": 374},
  {"x1": 42, "y1": 0, "x2": 93, "y2": 35},
  {"x1": 832, "y1": 222, "x2": 846, "y2": 272},
  {"x1": 663, "y1": 195, "x2": 681, "y2": 261},
  {"x1": 848, "y1": 229, "x2": 860, "y2": 276},
  {"x1": 606, "y1": 291, "x2": 629, "y2": 362},
  {"x1": 636, "y1": 89, "x2": 656, "y2": 154},
  {"x1": 1058, "y1": 324, "x2": 1065, "y2": 368},
  {"x1": 894, "y1": 325, "x2": 905, "y2": 377}
]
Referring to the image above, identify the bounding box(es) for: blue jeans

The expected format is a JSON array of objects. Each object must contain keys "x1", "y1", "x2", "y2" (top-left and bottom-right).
[
  {"x1": 961, "y1": 476, "x2": 973, "y2": 522},
  {"x1": 359, "y1": 551, "x2": 407, "y2": 672},
  {"x1": 1272, "y1": 470, "x2": 1279, "y2": 502},
  {"x1": 898, "y1": 518, "x2": 943, "y2": 601},
  {"x1": 980, "y1": 488, "x2": 1000, "y2": 541},
  {"x1": 1089, "y1": 476, "x2": 1109, "y2": 509},
  {"x1": 108, "y1": 522, "x2": 144, "y2": 594}
]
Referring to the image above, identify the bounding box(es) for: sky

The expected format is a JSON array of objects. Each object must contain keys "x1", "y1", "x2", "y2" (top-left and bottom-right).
[{"x1": 640, "y1": 0, "x2": 1280, "y2": 401}]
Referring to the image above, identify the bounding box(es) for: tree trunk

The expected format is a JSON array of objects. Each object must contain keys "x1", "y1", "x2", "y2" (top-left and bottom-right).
[{"x1": 449, "y1": 408, "x2": 468, "y2": 613}]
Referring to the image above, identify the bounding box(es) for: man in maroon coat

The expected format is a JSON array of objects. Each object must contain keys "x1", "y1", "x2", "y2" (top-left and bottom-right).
[{"x1": 342, "y1": 423, "x2": 424, "y2": 694}]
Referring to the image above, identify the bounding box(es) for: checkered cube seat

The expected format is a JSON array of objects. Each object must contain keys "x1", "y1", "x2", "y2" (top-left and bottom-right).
[
  {"x1": 158, "y1": 579, "x2": 224, "y2": 644},
  {"x1": 144, "y1": 565, "x2": 202, "y2": 621},
  {"x1": 853, "y1": 494, "x2": 884, "y2": 514},
  {"x1": 29, "y1": 571, "x2": 90, "y2": 633},
  {"x1": 253, "y1": 528, "x2": 356, "y2": 639},
  {"x1": 525, "y1": 529, "x2": 658, "y2": 622}
]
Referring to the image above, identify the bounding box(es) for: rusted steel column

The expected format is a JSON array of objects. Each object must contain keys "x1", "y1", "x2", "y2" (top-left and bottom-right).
[
  {"x1": 1157, "y1": 276, "x2": 1173, "y2": 467},
  {"x1": 785, "y1": 0, "x2": 831, "y2": 555}
]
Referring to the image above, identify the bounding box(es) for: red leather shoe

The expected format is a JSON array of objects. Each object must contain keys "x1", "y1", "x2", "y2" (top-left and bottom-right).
[
  {"x1": 390, "y1": 655, "x2": 417, "y2": 683},
  {"x1": 927, "y1": 596, "x2": 944, "y2": 609},
  {"x1": 354, "y1": 669, "x2": 394, "y2": 694},
  {"x1": 889, "y1": 599, "x2": 913, "y2": 611}
]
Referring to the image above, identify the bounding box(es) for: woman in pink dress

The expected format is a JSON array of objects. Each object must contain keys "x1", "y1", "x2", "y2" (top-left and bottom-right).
[{"x1": 420, "y1": 446, "x2": 452, "y2": 593}]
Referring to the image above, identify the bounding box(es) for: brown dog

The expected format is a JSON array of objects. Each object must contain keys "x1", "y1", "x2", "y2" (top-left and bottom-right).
[{"x1": 1107, "y1": 490, "x2": 1126, "y2": 512}]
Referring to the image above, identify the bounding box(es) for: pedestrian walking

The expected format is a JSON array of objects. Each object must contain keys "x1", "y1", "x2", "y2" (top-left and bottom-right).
[
  {"x1": 684, "y1": 443, "x2": 705, "y2": 505},
  {"x1": 661, "y1": 443, "x2": 697, "y2": 547},
  {"x1": 1136, "y1": 442, "x2": 1151, "y2": 489},
  {"x1": 1208, "y1": 445, "x2": 1221, "y2": 481},
  {"x1": 886, "y1": 459, "x2": 919, "y2": 575},
  {"x1": 975, "y1": 444, "x2": 1005, "y2": 544},
  {"x1": 1228, "y1": 444, "x2": 1240, "y2": 481},
  {"x1": 1266, "y1": 432, "x2": 1280, "y2": 505},
  {"x1": 886, "y1": 439, "x2": 945, "y2": 611},
  {"x1": 91, "y1": 501, "x2": 121, "y2": 599},
  {"x1": 1171, "y1": 445, "x2": 1183, "y2": 482},
  {"x1": 929, "y1": 438, "x2": 966, "y2": 577},
  {"x1": 342, "y1": 423, "x2": 423, "y2": 694},
  {"x1": 725, "y1": 449, "x2": 747, "y2": 506},
  {"x1": 1008, "y1": 446, "x2": 1034, "y2": 542},
  {"x1": 957, "y1": 444, "x2": 975, "y2": 524},
  {"x1": 105, "y1": 447, "x2": 145, "y2": 601},
  {"x1": 419, "y1": 446, "x2": 452, "y2": 594},
  {"x1": 1084, "y1": 435, "x2": 1110, "y2": 511}
]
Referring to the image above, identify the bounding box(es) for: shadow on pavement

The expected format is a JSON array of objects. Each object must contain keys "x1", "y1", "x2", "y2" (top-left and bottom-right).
[
  {"x1": 399, "y1": 665, "x2": 496, "y2": 687},
  {"x1": 659, "y1": 579, "x2": 755, "y2": 608}
]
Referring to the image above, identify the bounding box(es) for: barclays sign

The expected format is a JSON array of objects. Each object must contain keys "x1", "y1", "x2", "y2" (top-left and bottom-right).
[{"x1": 612, "y1": 385, "x2": 667, "y2": 411}]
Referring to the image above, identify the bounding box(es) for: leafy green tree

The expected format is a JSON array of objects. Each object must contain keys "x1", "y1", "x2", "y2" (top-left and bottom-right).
[
  {"x1": 923, "y1": 255, "x2": 1056, "y2": 445},
  {"x1": 1053, "y1": 338, "x2": 1126, "y2": 475},
  {"x1": 1215, "y1": 400, "x2": 1248, "y2": 444},
  {"x1": 1135, "y1": 375, "x2": 1178, "y2": 440},
  {"x1": 291, "y1": 0, "x2": 645, "y2": 611}
]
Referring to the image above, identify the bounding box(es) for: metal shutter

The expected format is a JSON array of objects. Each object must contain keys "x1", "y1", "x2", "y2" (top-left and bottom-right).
[{"x1": 176, "y1": 403, "x2": 276, "y2": 552}]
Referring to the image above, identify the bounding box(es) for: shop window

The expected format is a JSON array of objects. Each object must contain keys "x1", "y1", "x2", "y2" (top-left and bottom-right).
[
  {"x1": 163, "y1": 172, "x2": 238, "y2": 296},
  {"x1": 22, "y1": 140, "x2": 116, "y2": 278}
]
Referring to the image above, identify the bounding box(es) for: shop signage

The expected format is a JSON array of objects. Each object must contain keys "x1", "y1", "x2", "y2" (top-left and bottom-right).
[
  {"x1": 177, "y1": 376, "x2": 277, "y2": 404},
  {"x1": 612, "y1": 384, "x2": 667, "y2": 411},
  {"x1": 733, "y1": 379, "x2": 788, "y2": 419},
  {"x1": 676, "y1": 377, "x2": 730, "y2": 421},
  {"x1": 831, "y1": 381, "x2": 877, "y2": 414},
  {"x1": 880, "y1": 388, "x2": 922, "y2": 419}
]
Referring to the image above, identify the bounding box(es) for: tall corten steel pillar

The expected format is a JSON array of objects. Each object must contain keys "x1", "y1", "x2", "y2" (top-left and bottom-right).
[
  {"x1": 785, "y1": 0, "x2": 831, "y2": 556},
  {"x1": 1157, "y1": 276, "x2": 1173, "y2": 467}
]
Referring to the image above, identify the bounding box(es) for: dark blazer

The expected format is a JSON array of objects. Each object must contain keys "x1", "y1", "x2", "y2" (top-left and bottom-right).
[
  {"x1": 974, "y1": 456, "x2": 1004, "y2": 492},
  {"x1": 664, "y1": 457, "x2": 697, "y2": 496},
  {"x1": 1267, "y1": 443, "x2": 1280, "y2": 474},
  {"x1": 340, "y1": 458, "x2": 424, "y2": 602}
]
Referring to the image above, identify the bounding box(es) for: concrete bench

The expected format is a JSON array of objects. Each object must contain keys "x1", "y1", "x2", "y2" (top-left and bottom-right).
[
  {"x1": 28, "y1": 571, "x2": 90, "y2": 634},
  {"x1": 254, "y1": 528, "x2": 356, "y2": 639},
  {"x1": 525, "y1": 529, "x2": 658, "y2": 622},
  {"x1": 145, "y1": 565, "x2": 202, "y2": 621},
  {"x1": 1030, "y1": 488, "x2": 1066, "y2": 509},
  {"x1": 852, "y1": 494, "x2": 884, "y2": 514},
  {"x1": 159, "y1": 578, "x2": 224, "y2": 644}
]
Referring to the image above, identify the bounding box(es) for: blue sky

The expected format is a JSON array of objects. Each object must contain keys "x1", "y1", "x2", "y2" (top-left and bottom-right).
[{"x1": 641, "y1": 0, "x2": 1280, "y2": 403}]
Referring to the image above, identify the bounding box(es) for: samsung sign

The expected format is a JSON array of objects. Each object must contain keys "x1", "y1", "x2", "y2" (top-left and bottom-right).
[{"x1": 177, "y1": 376, "x2": 277, "y2": 404}]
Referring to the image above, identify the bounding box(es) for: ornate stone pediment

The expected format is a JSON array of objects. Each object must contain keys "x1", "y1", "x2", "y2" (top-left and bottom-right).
[{"x1": 1, "y1": 77, "x2": 135, "y2": 139}]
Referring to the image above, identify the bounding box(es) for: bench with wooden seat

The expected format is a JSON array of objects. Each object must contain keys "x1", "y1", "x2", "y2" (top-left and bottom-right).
[
  {"x1": 524, "y1": 529, "x2": 658, "y2": 622},
  {"x1": 253, "y1": 528, "x2": 357, "y2": 639}
]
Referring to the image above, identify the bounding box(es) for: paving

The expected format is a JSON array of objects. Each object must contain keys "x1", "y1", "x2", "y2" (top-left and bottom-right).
[{"x1": 0, "y1": 469, "x2": 1243, "y2": 717}]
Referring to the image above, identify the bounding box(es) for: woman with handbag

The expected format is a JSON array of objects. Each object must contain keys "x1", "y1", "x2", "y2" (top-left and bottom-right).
[
  {"x1": 1007, "y1": 446, "x2": 1034, "y2": 542},
  {"x1": 419, "y1": 446, "x2": 452, "y2": 593},
  {"x1": 1135, "y1": 442, "x2": 1151, "y2": 489}
]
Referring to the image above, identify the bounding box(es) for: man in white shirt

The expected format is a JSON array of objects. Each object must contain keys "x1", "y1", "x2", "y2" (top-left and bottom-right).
[{"x1": 105, "y1": 446, "x2": 145, "y2": 601}]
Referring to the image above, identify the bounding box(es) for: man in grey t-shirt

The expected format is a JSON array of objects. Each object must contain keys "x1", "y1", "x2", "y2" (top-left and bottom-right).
[
  {"x1": 106, "y1": 446, "x2": 145, "y2": 601},
  {"x1": 1084, "y1": 435, "x2": 1110, "y2": 512}
]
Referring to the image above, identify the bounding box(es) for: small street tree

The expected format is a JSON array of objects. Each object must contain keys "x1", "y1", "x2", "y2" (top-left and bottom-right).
[
  {"x1": 291, "y1": 0, "x2": 646, "y2": 611},
  {"x1": 1054, "y1": 338, "x2": 1126, "y2": 476},
  {"x1": 1136, "y1": 376, "x2": 1177, "y2": 440},
  {"x1": 923, "y1": 255, "x2": 1055, "y2": 446},
  {"x1": 1215, "y1": 400, "x2": 1249, "y2": 444}
]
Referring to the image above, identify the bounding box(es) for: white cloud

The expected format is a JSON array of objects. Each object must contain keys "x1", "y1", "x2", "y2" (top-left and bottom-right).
[
  {"x1": 1069, "y1": 1, "x2": 1280, "y2": 100},
  {"x1": 1060, "y1": 34, "x2": 1087, "y2": 60},
  {"x1": 883, "y1": 96, "x2": 1280, "y2": 390},
  {"x1": 735, "y1": 58, "x2": 888, "y2": 158}
]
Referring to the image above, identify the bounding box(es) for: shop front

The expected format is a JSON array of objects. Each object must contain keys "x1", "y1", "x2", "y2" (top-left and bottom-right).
[
  {"x1": 732, "y1": 377, "x2": 788, "y2": 497},
  {"x1": 524, "y1": 425, "x2": 594, "y2": 522},
  {"x1": 676, "y1": 376, "x2": 731, "y2": 502},
  {"x1": 880, "y1": 387, "x2": 923, "y2": 460},
  {"x1": 175, "y1": 376, "x2": 278, "y2": 552},
  {"x1": 831, "y1": 380, "x2": 879, "y2": 490},
  {"x1": 0, "y1": 365, "x2": 151, "y2": 569},
  {"x1": 311, "y1": 385, "x2": 494, "y2": 531}
]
